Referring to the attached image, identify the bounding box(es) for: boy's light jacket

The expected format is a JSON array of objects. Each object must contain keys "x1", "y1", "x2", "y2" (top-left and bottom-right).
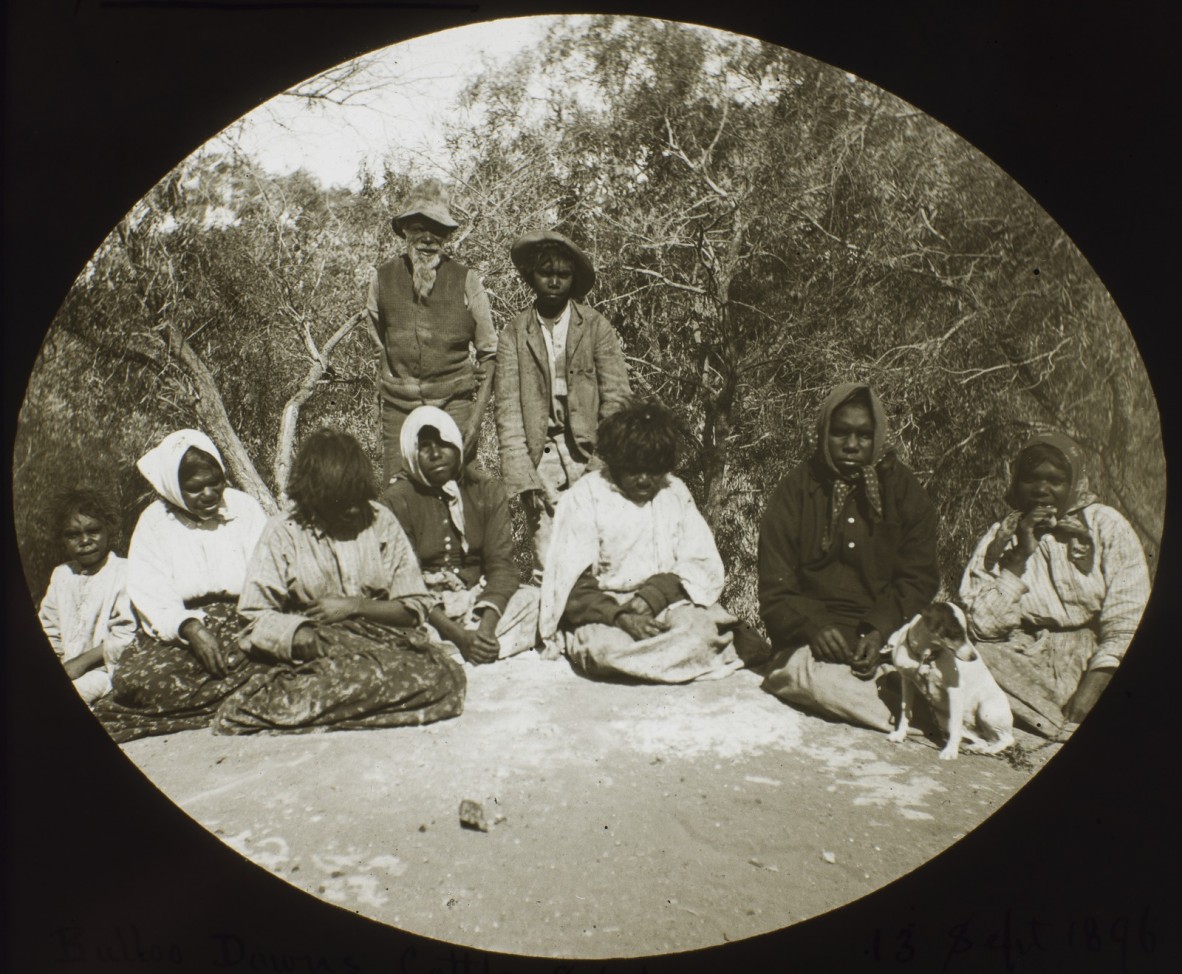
[{"x1": 494, "y1": 301, "x2": 631, "y2": 498}]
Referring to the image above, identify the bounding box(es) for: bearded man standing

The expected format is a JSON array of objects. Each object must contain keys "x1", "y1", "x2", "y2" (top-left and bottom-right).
[{"x1": 365, "y1": 179, "x2": 497, "y2": 485}]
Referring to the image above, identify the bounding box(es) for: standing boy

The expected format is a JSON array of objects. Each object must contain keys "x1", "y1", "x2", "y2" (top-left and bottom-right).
[{"x1": 495, "y1": 231, "x2": 632, "y2": 572}]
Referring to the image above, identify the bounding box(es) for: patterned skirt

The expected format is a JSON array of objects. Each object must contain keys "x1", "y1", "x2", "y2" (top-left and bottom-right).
[
  {"x1": 974, "y1": 627, "x2": 1097, "y2": 738},
  {"x1": 93, "y1": 602, "x2": 466, "y2": 742}
]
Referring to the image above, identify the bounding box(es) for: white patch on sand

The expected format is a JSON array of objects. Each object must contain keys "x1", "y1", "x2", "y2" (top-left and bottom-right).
[
  {"x1": 608, "y1": 695, "x2": 805, "y2": 759},
  {"x1": 801, "y1": 744, "x2": 944, "y2": 820},
  {"x1": 423, "y1": 658, "x2": 808, "y2": 767},
  {"x1": 345, "y1": 874, "x2": 389, "y2": 909},
  {"x1": 368, "y1": 854, "x2": 408, "y2": 876},
  {"x1": 302, "y1": 851, "x2": 397, "y2": 908},
  {"x1": 221, "y1": 828, "x2": 254, "y2": 852},
  {"x1": 251, "y1": 835, "x2": 292, "y2": 871},
  {"x1": 218, "y1": 829, "x2": 292, "y2": 872},
  {"x1": 313, "y1": 852, "x2": 361, "y2": 872}
]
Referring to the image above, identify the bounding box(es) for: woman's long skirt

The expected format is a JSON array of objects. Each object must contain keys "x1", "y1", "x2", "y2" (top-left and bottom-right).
[
  {"x1": 212, "y1": 620, "x2": 465, "y2": 735},
  {"x1": 973, "y1": 627, "x2": 1096, "y2": 738},
  {"x1": 93, "y1": 603, "x2": 465, "y2": 742},
  {"x1": 93, "y1": 602, "x2": 266, "y2": 742}
]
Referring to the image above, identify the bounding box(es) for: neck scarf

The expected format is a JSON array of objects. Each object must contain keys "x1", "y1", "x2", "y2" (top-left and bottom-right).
[
  {"x1": 136, "y1": 429, "x2": 226, "y2": 517},
  {"x1": 399, "y1": 405, "x2": 467, "y2": 553},
  {"x1": 815, "y1": 383, "x2": 890, "y2": 552},
  {"x1": 985, "y1": 432, "x2": 1100, "y2": 573}
]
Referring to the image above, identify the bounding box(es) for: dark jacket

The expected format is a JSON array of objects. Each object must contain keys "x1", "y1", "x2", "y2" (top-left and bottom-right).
[
  {"x1": 381, "y1": 475, "x2": 520, "y2": 616},
  {"x1": 758, "y1": 453, "x2": 939, "y2": 649}
]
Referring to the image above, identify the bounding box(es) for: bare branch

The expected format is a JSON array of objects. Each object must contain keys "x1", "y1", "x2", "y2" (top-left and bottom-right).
[
  {"x1": 918, "y1": 206, "x2": 948, "y2": 243},
  {"x1": 944, "y1": 337, "x2": 1071, "y2": 386},
  {"x1": 273, "y1": 311, "x2": 368, "y2": 497},
  {"x1": 622, "y1": 266, "x2": 708, "y2": 295}
]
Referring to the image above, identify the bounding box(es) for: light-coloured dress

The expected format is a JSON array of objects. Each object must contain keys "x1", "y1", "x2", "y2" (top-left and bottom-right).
[
  {"x1": 38, "y1": 554, "x2": 136, "y2": 704},
  {"x1": 219, "y1": 501, "x2": 465, "y2": 734},
  {"x1": 539, "y1": 470, "x2": 740, "y2": 683},
  {"x1": 94, "y1": 429, "x2": 272, "y2": 741},
  {"x1": 959, "y1": 502, "x2": 1150, "y2": 736}
]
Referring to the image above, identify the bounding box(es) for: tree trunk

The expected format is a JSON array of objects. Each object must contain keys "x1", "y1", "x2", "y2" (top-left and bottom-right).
[
  {"x1": 167, "y1": 321, "x2": 279, "y2": 514},
  {"x1": 273, "y1": 312, "x2": 367, "y2": 501},
  {"x1": 701, "y1": 373, "x2": 738, "y2": 529}
]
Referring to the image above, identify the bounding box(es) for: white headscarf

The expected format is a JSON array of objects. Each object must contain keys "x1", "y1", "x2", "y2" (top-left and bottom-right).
[
  {"x1": 399, "y1": 406, "x2": 467, "y2": 552},
  {"x1": 136, "y1": 429, "x2": 225, "y2": 515}
]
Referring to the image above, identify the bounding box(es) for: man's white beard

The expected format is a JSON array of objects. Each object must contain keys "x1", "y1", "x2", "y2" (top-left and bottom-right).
[{"x1": 409, "y1": 248, "x2": 443, "y2": 301}]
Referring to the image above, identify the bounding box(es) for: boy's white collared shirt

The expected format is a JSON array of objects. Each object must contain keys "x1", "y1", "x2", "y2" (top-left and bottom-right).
[{"x1": 536, "y1": 301, "x2": 572, "y2": 420}]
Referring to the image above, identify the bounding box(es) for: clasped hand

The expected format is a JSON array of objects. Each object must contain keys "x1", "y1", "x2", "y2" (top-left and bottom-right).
[
  {"x1": 305, "y1": 597, "x2": 359, "y2": 623},
  {"x1": 1016, "y1": 505, "x2": 1057, "y2": 555},
  {"x1": 810, "y1": 625, "x2": 882, "y2": 675},
  {"x1": 616, "y1": 597, "x2": 670, "y2": 642},
  {"x1": 457, "y1": 611, "x2": 501, "y2": 665}
]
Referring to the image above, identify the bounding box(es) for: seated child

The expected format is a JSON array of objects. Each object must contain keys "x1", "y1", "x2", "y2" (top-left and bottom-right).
[
  {"x1": 37, "y1": 489, "x2": 137, "y2": 705},
  {"x1": 383, "y1": 406, "x2": 540, "y2": 664},
  {"x1": 538, "y1": 401, "x2": 742, "y2": 683},
  {"x1": 495, "y1": 230, "x2": 632, "y2": 573}
]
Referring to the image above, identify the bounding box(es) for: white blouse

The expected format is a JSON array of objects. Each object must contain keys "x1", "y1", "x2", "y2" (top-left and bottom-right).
[
  {"x1": 38, "y1": 554, "x2": 136, "y2": 666},
  {"x1": 127, "y1": 487, "x2": 268, "y2": 643}
]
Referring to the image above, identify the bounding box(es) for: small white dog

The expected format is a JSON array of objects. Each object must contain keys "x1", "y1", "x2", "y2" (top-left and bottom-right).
[{"x1": 885, "y1": 603, "x2": 1014, "y2": 760}]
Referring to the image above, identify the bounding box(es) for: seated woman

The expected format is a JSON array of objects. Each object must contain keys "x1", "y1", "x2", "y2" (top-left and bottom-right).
[
  {"x1": 958, "y1": 432, "x2": 1150, "y2": 738},
  {"x1": 382, "y1": 406, "x2": 540, "y2": 664},
  {"x1": 221, "y1": 427, "x2": 466, "y2": 733},
  {"x1": 758, "y1": 383, "x2": 939, "y2": 732},
  {"x1": 94, "y1": 429, "x2": 271, "y2": 742},
  {"x1": 538, "y1": 401, "x2": 741, "y2": 683}
]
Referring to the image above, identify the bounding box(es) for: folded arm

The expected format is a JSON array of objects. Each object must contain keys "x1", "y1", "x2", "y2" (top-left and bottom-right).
[
  {"x1": 127, "y1": 511, "x2": 204, "y2": 643},
  {"x1": 958, "y1": 524, "x2": 1029, "y2": 640}
]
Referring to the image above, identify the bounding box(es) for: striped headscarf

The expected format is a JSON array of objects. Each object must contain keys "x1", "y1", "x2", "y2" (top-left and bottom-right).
[
  {"x1": 986, "y1": 432, "x2": 1100, "y2": 573},
  {"x1": 816, "y1": 383, "x2": 891, "y2": 552}
]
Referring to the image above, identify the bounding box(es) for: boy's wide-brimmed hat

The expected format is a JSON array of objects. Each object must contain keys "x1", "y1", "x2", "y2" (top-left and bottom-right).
[
  {"x1": 391, "y1": 178, "x2": 460, "y2": 237},
  {"x1": 510, "y1": 229, "x2": 596, "y2": 300}
]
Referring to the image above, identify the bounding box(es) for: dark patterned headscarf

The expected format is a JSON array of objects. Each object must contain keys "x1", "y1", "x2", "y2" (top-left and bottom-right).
[
  {"x1": 815, "y1": 383, "x2": 891, "y2": 552},
  {"x1": 985, "y1": 432, "x2": 1100, "y2": 573}
]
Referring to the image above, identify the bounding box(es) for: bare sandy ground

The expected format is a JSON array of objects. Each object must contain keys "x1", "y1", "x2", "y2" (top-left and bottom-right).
[{"x1": 119, "y1": 654, "x2": 1052, "y2": 959}]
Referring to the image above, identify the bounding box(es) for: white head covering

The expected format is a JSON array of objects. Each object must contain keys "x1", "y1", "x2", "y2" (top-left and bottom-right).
[
  {"x1": 136, "y1": 429, "x2": 225, "y2": 515},
  {"x1": 399, "y1": 406, "x2": 467, "y2": 552}
]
